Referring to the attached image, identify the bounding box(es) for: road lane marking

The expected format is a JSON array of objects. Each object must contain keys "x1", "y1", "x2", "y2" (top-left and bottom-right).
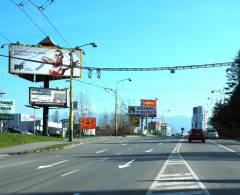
[
  {"x1": 146, "y1": 139, "x2": 211, "y2": 195},
  {"x1": 209, "y1": 140, "x2": 236, "y2": 153},
  {"x1": 118, "y1": 159, "x2": 135, "y2": 169},
  {"x1": 64, "y1": 143, "x2": 84, "y2": 149},
  {"x1": 37, "y1": 160, "x2": 68, "y2": 170},
  {"x1": 158, "y1": 143, "x2": 162, "y2": 145},
  {"x1": 145, "y1": 148, "x2": 154, "y2": 153},
  {"x1": 95, "y1": 149, "x2": 108, "y2": 154},
  {"x1": 61, "y1": 169, "x2": 81, "y2": 176},
  {"x1": 100, "y1": 157, "x2": 109, "y2": 162},
  {"x1": 127, "y1": 148, "x2": 132, "y2": 151},
  {"x1": 121, "y1": 143, "x2": 128, "y2": 146},
  {"x1": 116, "y1": 152, "x2": 122, "y2": 155}
]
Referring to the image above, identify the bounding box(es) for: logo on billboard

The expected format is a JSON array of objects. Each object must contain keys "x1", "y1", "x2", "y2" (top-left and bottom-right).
[{"x1": 141, "y1": 99, "x2": 157, "y2": 107}]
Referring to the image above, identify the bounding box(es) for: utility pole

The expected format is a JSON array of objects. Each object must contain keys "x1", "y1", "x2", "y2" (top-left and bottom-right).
[{"x1": 69, "y1": 50, "x2": 74, "y2": 142}]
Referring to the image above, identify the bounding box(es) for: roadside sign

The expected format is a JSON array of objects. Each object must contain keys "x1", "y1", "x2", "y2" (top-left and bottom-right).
[
  {"x1": 0, "y1": 113, "x2": 14, "y2": 120},
  {"x1": 128, "y1": 106, "x2": 156, "y2": 117},
  {"x1": 130, "y1": 116, "x2": 140, "y2": 127},
  {"x1": 141, "y1": 99, "x2": 157, "y2": 107},
  {"x1": 80, "y1": 117, "x2": 96, "y2": 129}
]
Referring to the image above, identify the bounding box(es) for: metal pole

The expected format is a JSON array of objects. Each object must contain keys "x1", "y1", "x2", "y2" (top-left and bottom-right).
[
  {"x1": 69, "y1": 50, "x2": 74, "y2": 142},
  {"x1": 115, "y1": 85, "x2": 118, "y2": 136},
  {"x1": 33, "y1": 108, "x2": 35, "y2": 135}
]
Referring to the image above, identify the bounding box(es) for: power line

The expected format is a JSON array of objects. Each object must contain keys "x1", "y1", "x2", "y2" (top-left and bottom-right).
[
  {"x1": 0, "y1": 32, "x2": 11, "y2": 43},
  {"x1": 28, "y1": 0, "x2": 71, "y2": 48},
  {"x1": 10, "y1": 0, "x2": 48, "y2": 37}
]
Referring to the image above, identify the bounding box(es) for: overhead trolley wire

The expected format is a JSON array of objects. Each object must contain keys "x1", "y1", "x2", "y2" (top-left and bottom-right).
[
  {"x1": 10, "y1": 0, "x2": 48, "y2": 37},
  {"x1": 28, "y1": 0, "x2": 72, "y2": 48}
]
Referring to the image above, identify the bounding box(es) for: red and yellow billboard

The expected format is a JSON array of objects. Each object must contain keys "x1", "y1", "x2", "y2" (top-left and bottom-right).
[
  {"x1": 80, "y1": 117, "x2": 96, "y2": 129},
  {"x1": 141, "y1": 99, "x2": 157, "y2": 107}
]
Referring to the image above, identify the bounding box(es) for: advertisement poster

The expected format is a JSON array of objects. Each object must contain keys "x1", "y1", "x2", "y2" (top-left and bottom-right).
[
  {"x1": 9, "y1": 44, "x2": 82, "y2": 77},
  {"x1": 29, "y1": 87, "x2": 67, "y2": 107}
]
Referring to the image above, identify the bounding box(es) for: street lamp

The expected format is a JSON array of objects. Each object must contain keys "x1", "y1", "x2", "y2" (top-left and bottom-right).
[
  {"x1": 69, "y1": 42, "x2": 97, "y2": 142},
  {"x1": 25, "y1": 105, "x2": 40, "y2": 135},
  {"x1": 115, "y1": 78, "x2": 132, "y2": 136}
]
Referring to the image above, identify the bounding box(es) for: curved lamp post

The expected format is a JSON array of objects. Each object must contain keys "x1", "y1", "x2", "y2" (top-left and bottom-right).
[{"x1": 115, "y1": 78, "x2": 132, "y2": 136}]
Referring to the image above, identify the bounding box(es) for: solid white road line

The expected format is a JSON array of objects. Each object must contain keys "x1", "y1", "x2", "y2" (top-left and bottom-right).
[
  {"x1": 118, "y1": 159, "x2": 135, "y2": 169},
  {"x1": 95, "y1": 149, "x2": 108, "y2": 154},
  {"x1": 180, "y1": 155, "x2": 211, "y2": 195},
  {"x1": 209, "y1": 140, "x2": 236, "y2": 153},
  {"x1": 61, "y1": 169, "x2": 81, "y2": 177},
  {"x1": 37, "y1": 160, "x2": 68, "y2": 170},
  {"x1": 100, "y1": 157, "x2": 109, "y2": 162},
  {"x1": 145, "y1": 148, "x2": 154, "y2": 153}
]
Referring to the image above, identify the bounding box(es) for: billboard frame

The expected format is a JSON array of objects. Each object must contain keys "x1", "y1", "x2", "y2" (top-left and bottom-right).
[
  {"x1": 9, "y1": 43, "x2": 82, "y2": 82},
  {"x1": 29, "y1": 87, "x2": 68, "y2": 108}
]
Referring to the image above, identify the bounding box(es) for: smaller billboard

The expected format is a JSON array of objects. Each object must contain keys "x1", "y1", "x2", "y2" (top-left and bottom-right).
[
  {"x1": 80, "y1": 117, "x2": 96, "y2": 129},
  {"x1": 141, "y1": 99, "x2": 157, "y2": 107},
  {"x1": 29, "y1": 87, "x2": 67, "y2": 107},
  {"x1": 128, "y1": 106, "x2": 156, "y2": 117}
]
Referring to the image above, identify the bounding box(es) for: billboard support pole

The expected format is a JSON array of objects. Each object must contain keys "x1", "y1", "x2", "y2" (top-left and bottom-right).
[{"x1": 43, "y1": 77, "x2": 49, "y2": 136}]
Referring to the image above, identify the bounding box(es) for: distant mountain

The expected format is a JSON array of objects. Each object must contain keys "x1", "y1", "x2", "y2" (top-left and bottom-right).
[{"x1": 164, "y1": 115, "x2": 191, "y2": 133}]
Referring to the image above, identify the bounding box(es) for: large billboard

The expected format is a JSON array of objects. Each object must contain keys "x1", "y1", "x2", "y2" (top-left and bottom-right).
[
  {"x1": 29, "y1": 87, "x2": 67, "y2": 107},
  {"x1": 80, "y1": 117, "x2": 96, "y2": 129},
  {"x1": 9, "y1": 44, "x2": 82, "y2": 77},
  {"x1": 141, "y1": 99, "x2": 157, "y2": 107}
]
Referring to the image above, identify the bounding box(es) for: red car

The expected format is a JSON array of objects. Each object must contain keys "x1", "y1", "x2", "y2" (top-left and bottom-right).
[{"x1": 188, "y1": 129, "x2": 205, "y2": 143}]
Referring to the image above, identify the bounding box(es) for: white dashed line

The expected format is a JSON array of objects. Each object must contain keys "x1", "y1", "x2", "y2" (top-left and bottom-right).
[
  {"x1": 145, "y1": 148, "x2": 154, "y2": 153},
  {"x1": 209, "y1": 140, "x2": 236, "y2": 153},
  {"x1": 95, "y1": 149, "x2": 108, "y2": 154},
  {"x1": 118, "y1": 159, "x2": 135, "y2": 169},
  {"x1": 116, "y1": 152, "x2": 122, "y2": 155},
  {"x1": 61, "y1": 169, "x2": 81, "y2": 177}
]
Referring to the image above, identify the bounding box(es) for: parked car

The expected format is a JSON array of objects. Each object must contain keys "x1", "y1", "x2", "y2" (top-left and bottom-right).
[
  {"x1": 206, "y1": 128, "x2": 218, "y2": 139},
  {"x1": 188, "y1": 129, "x2": 205, "y2": 143}
]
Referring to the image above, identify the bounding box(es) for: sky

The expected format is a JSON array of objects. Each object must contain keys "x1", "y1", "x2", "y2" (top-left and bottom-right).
[{"x1": 0, "y1": 0, "x2": 239, "y2": 122}]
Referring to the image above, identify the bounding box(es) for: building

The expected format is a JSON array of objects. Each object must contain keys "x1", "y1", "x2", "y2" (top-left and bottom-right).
[{"x1": 192, "y1": 106, "x2": 207, "y2": 130}]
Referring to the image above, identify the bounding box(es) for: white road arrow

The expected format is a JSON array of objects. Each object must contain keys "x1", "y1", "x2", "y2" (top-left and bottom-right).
[
  {"x1": 145, "y1": 148, "x2": 154, "y2": 153},
  {"x1": 37, "y1": 160, "x2": 68, "y2": 170},
  {"x1": 118, "y1": 159, "x2": 135, "y2": 169}
]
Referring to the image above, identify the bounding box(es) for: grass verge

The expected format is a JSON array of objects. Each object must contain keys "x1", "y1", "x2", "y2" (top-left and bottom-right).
[{"x1": 0, "y1": 133, "x2": 64, "y2": 148}]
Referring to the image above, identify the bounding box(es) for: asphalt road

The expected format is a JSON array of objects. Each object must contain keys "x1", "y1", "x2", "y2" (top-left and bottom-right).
[{"x1": 0, "y1": 136, "x2": 239, "y2": 195}]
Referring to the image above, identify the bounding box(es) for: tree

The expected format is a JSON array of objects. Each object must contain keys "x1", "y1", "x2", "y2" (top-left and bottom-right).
[{"x1": 210, "y1": 50, "x2": 240, "y2": 138}]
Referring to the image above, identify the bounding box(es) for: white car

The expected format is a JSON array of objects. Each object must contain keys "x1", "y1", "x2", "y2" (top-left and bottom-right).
[{"x1": 206, "y1": 129, "x2": 219, "y2": 139}]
